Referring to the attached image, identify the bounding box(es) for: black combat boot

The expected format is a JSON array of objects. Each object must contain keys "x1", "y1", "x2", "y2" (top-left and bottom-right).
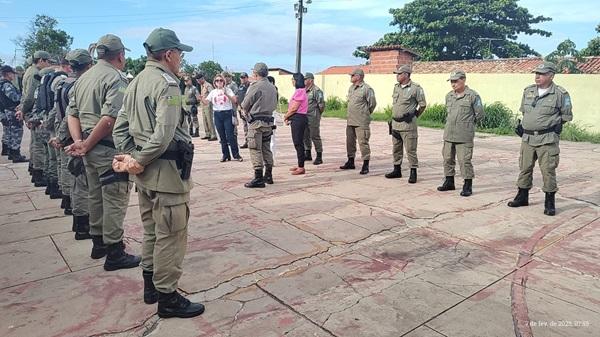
[
  {"x1": 60, "y1": 195, "x2": 67, "y2": 209},
  {"x1": 28, "y1": 162, "x2": 33, "y2": 175},
  {"x1": 74, "y1": 215, "x2": 92, "y2": 240},
  {"x1": 157, "y1": 291, "x2": 205, "y2": 319},
  {"x1": 408, "y1": 168, "x2": 417, "y2": 184},
  {"x1": 359, "y1": 160, "x2": 370, "y2": 175},
  {"x1": 48, "y1": 179, "x2": 62, "y2": 199},
  {"x1": 244, "y1": 169, "x2": 266, "y2": 188},
  {"x1": 544, "y1": 192, "x2": 556, "y2": 216},
  {"x1": 1, "y1": 143, "x2": 7, "y2": 156},
  {"x1": 437, "y1": 176, "x2": 455, "y2": 191},
  {"x1": 90, "y1": 235, "x2": 108, "y2": 259},
  {"x1": 188, "y1": 126, "x2": 193, "y2": 135},
  {"x1": 304, "y1": 150, "x2": 313, "y2": 161},
  {"x1": 71, "y1": 215, "x2": 77, "y2": 232},
  {"x1": 64, "y1": 196, "x2": 73, "y2": 216},
  {"x1": 313, "y1": 152, "x2": 323, "y2": 165},
  {"x1": 264, "y1": 165, "x2": 274, "y2": 184},
  {"x1": 193, "y1": 129, "x2": 200, "y2": 138},
  {"x1": 385, "y1": 165, "x2": 402, "y2": 179},
  {"x1": 507, "y1": 188, "x2": 529, "y2": 207},
  {"x1": 142, "y1": 270, "x2": 159, "y2": 304},
  {"x1": 32, "y1": 169, "x2": 48, "y2": 187},
  {"x1": 104, "y1": 241, "x2": 141, "y2": 271},
  {"x1": 460, "y1": 179, "x2": 473, "y2": 197},
  {"x1": 339, "y1": 157, "x2": 355, "y2": 170},
  {"x1": 9, "y1": 149, "x2": 28, "y2": 163}
]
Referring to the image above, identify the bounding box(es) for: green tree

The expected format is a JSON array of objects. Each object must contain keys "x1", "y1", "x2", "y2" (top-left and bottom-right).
[
  {"x1": 0, "y1": 57, "x2": 4, "y2": 66},
  {"x1": 125, "y1": 55, "x2": 147, "y2": 76},
  {"x1": 197, "y1": 60, "x2": 223, "y2": 83},
  {"x1": 546, "y1": 39, "x2": 584, "y2": 73},
  {"x1": 180, "y1": 58, "x2": 196, "y2": 74},
  {"x1": 14, "y1": 15, "x2": 73, "y2": 59},
  {"x1": 581, "y1": 23, "x2": 600, "y2": 56},
  {"x1": 355, "y1": 0, "x2": 551, "y2": 61}
]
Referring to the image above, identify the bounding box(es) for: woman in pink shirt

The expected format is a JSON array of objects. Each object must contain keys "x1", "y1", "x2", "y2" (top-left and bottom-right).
[{"x1": 283, "y1": 73, "x2": 308, "y2": 175}]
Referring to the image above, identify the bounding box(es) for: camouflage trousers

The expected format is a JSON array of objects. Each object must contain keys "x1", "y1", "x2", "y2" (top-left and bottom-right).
[
  {"x1": 1, "y1": 110, "x2": 24, "y2": 150},
  {"x1": 442, "y1": 141, "x2": 474, "y2": 179},
  {"x1": 392, "y1": 130, "x2": 418, "y2": 168},
  {"x1": 517, "y1": 141, "x2": 559, "y2": 193},
  {"x1": 30, "y1": 127, "x2": 50, "y2": 171},
  {"x1": 138, "y1": 186, "x2": 189, "y2": 293},
  {"x1": 303, "y1": 112, "x2": 323, "y2": 153}
]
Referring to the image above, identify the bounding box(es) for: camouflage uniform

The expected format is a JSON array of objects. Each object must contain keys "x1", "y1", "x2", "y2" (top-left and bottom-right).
[{"x1": 0, "y1": 78, "x2": 24, "y2": 154}]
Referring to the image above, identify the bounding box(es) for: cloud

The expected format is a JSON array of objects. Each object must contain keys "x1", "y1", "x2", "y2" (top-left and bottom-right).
[{"x1": 521, "y1": 0, "x2": 600, "y2": 23}]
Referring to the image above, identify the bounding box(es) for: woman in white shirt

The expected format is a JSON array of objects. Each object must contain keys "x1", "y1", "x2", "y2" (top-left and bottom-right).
[{"x1": 203, "y1": 74, "x2": 243, "y2": 162}]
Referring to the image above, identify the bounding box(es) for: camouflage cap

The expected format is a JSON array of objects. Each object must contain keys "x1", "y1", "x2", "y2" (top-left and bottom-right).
[
  {"x1": 448, "y1": 69, "x2": 466, "y2": 81},
  {"x1": 144, "y1": 28, "x2": 193, "y2": 53},
  {"x1": 304, "y1": 72, "x2": 315, "y2": 79},
  {"x1": 394, "y1": 64, "x2": 412, "y2": 74},
  {"x1": 239, "y1": 72, "x2": 248, "y2": 78},
  {"x1": 350, "y1": 68, "x2": 364, "y2": 76},
  {"x1": 97, "y1": 34, "x2": 130, "y2": 52},
  {"x1": 253, "y1": 62, "x2": 268, "y2": 76},
  {"x1": 533, "y1": 61, "x2": 557, "y2": 74},
  {"x1": 66, "y1": 49, "x2": 93, "y2": 66},
  {"x1": 33, "y1": 50, "x2": 51, "y2": 60},
  {"x1": 0, "y1": 65, "x2": 16, "y2": 74}
]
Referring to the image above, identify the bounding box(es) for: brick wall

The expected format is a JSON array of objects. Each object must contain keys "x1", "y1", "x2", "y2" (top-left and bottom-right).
[{"x1": 368, "y1": 50, "x2": 415, "y2": 73}]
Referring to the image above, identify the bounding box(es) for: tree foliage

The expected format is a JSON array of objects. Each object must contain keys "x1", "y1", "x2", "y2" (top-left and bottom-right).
[
  {"x1": 581, "y1": 23, "x2": 600, "y2": 57},
  {"x1": 546, "y1": 39, "x2": 584, "y2": 73},
  {"x1": 355, "y1": 0, "x2": 552, "y2": 61},
  {"x1": 196, "y1": 61, "x2": 223, "y2": 83},
  {"x1": 0, "y1": 57, "x2": 4, "y2": 66},
  {"x1": 124, "y1": 56, "x2": 147, "y2": 76},
  {"x1": 15, "y1": 15, "x2": 73, "y2": 60}
]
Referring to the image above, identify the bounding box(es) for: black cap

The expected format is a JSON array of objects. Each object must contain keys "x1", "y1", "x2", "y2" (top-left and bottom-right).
[{"x1": 0, "y1": 65, "x2": 16, "y2": 74}]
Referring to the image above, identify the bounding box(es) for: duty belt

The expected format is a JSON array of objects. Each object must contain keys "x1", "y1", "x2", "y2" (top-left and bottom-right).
[
  {"x1": 522, "y1": 127, "x2": 556, "y2": 136},
  {"x1": 135, "y1": 145, "x2": 179, "y2": 161},
  {"x1": 249, "y1": 115, "x2": 274, "y2": 123}
]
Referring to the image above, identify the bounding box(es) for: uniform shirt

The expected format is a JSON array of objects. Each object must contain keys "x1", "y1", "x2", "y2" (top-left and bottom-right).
[
  {"x1": 346, "y1": 81, "x2": 377, "y2": 127},
  {"x1": 520, "y1": 83, "x2": 573, "y2": 146},
  {"x1": 67, "y1": 59, "x2": 127, "y2": 143},
  {"x1": 199, "y1": 82, "x2": 214, "y2": 110},
  {"x1": 183, "y1": 85, "x2": 199, "y2": 113},
  {"x1": 306, "y1": 84, "x2": 324, "y2": 117},
  {"x1": 113, "y1": 60, "x2": 192, "y2": 196},
  {"x1": 53, "y1": 76, "x2": 76, "y2": 138},
  {"x1": 21, "y1": 65, "x2": 40, "y2": 117},
  {"x1": 443, "y1": 86, "x2": 484, "y2": 143},
  {"x1": 241, "y1": 77, "x2": 278, "y2": 118},
  {"x1": 392, "y1": 81, "x2": 426, "y2": 132},
  {"x1": 1, "y1": 79, "x2": 21, "y2": 113},
  {"x1": 236, "y1": 83, "x2": 249, "y2": 106},
  {"x1": 46, "y1": 73, "x2": 69, "y2": 136}
]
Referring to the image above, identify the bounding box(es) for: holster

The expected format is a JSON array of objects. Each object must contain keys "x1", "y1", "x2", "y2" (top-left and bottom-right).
[
  {"x1": 150, "y1": 140, "x2": 194, "y2": 180},
  {"x1": 67, "y1": 157, "x2": 85, "y2": 177},
  {"x1": 515, "y1": 120, "x2": 524, "y2": 137},
  {"x1": 99, "y1": 169, "x2": 129, "y2": 186}
]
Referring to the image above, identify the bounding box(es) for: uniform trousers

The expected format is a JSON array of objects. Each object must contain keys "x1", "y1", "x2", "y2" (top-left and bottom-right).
[{"x1": 517, "y1": 141, "x2": 559, "y2": 193}]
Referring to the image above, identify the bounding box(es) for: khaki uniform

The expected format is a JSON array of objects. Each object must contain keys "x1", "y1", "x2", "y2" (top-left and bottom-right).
[
  {"x1": 346, "y1": 82, "x2": 376, "y2": 160},
  {"x1": 67, "y1": 59, "x2": 130, "y2": 245},
  {"x1": 21, "y1": 65, "x2": 42, "y2": 169},
  {"x1": 442, "y1": 86, "x2": 484, "y2": 179},
  {"x1": 303, "y1": 84, "x2": 324, "y2": 153},
  {"x1": 183, "y1": 85, "x2": 200, "y2": 130},
  {"x1": 199, "y1": 81, "x2": 216, "y2": 139},
  {"x1": 113, "y1": 60, "x2": 193, "y2": 293},
  {"x1": 31, "y1": 69, "x2": 54, "y2": 173},
  {"x1": 241, "y1": 78, "x2": 278, "y2": 170},
  {"x1": 391, "y1": 81, "x2": 426, "y2": 168},
  {"x1": 517, "y1": 83, "x2": 572, "y2": 192}
]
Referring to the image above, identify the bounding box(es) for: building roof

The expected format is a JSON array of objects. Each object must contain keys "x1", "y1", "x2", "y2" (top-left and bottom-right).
[
  {"x1": 362, "y1": 44, "x2": 421, "y2": 57},
  {"x1": 318, "y1": 57, "x2": 600, "y2": 75}
]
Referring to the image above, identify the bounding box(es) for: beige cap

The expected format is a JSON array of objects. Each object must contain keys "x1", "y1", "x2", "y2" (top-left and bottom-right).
[
  {"x1": 533, "y1": 61, "x2": 557, "y2": 74},
  {"x1": 97, "y1": 34, "x2": 129, "y2": 52},
  {"x1": 350, "y1": 68, "x2": 364, "y2": 76},
  {"x1": 448, "y1": 70, "x2": 466, "y2": 81},
  {"x1": 394, "y1": 64, "x2": 412, "y2": 74}
]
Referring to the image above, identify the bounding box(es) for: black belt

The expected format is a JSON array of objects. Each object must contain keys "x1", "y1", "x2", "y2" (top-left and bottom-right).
[
  {"x1": 136, "y1": 145, "x2": 179, "y2": 161},
  {"x1": 522, "y1": 127, "x2": 555, "y2": 136},
  {"x1": 249, "y1": 116, "x2": 274, "y2": 123}
]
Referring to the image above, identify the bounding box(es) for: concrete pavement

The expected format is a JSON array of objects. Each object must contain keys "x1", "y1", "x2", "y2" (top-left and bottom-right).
[{"x1": 1, "y1": 118, "x2": 599, "y2": 337}]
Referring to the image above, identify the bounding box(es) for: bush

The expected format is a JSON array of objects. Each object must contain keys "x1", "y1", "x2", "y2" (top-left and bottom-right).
[
  {"x1": 419, "y1": 104, "x2": 447, "y2": 124},
  {"x1": 279, "y1": 96, "x2": 288, "y2": 106},
  {"x1": 561, "y1": 122, "x2": 600, "y2": 143},
  {"x1": 325, "y1": 96, "x2": 347, "y2": 111},
  {"x1": 478, "y1": 102, "x2": 515, "y2": 129}
]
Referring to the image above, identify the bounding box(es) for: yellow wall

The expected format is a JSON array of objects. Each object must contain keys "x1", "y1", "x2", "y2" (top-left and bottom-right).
[{"x1": 270, "y1": 72, "x2": 600, "y2": 132}]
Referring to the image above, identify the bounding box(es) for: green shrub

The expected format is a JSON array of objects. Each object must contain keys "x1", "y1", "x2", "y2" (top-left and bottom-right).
[
  {"x1": 419, "y1": 104, "x2": 447, "y2": 124},
  {"x1": 279, "y1": 96, "x2": 288, "y2": 105},
  {"x1": 478, "y1": 102, "x2": 515, "y2": 129},
  {"x1": 561, "y1": 122, "x2": 600, "y2": 143},
  {"x1": 325, "y1": 96, "x2": 347, "y2": 111}
]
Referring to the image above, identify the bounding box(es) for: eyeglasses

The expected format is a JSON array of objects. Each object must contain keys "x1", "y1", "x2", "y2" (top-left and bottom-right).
[{"x1": 215, "y1": 79, "x2": 224, "y2": 82}]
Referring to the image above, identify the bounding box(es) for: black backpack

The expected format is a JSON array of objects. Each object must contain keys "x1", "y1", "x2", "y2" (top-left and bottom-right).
[
  {"x1": 0, "y1": 79, "x2": 19, "y2": 111},
  {"x1": 55, "y1": 78, "x2": 76, "y2": 120},
  {"x1": 36, "y1": 71, "x2": 67, "y2": 115}
]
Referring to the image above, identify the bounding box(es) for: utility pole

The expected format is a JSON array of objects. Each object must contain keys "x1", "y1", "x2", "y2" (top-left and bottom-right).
[
  {"x1": 477, "y1": 38, "x2": 502, "y2": 59},
  {"x1": 294, "y1": 0, "x2": 311, "y2": 73}
]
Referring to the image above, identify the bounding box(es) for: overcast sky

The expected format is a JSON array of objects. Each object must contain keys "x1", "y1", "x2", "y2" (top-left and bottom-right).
[{"x1": 0, "y1": 0, "x2": 598, "y2": 73}]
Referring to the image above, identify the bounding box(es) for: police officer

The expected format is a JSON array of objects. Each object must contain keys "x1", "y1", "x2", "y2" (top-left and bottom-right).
[
  {"x1": 31, "y1": 66, "x2": 56, "y2": 188},
  {"x1": 385, "y1": 65, "x2": 426, "y2": 183},
  {"x1": 242, "y1": 62, "x2": 278, "y2": 188},
  {"x1": 183, "y1": 75, "x2": 200, "y2": 137},
  {"x1": 237, "y1": 72, "x2": 250, "y2": 148},
  {"x1": 303, "y1": 72, "x2": 325, "y2": 165},
  {"x1": 508, "y1": 61, "x2": 572, "y2": 216},
  {"x1": 437, "y1": 70, "x2": 484, "y2": 197},
  {"x1": 196, "y1": 73, "x2": 217, "y2": 141},
  {"x1": 0, "y1": 65, "x2": 28, "y2": 162},
  {"x1": 340, "y1": 68, "x2": 377, "y2": 175},
  {"x1": 66, "y1": 34, "x2": 140, "y2": 270},
  {"x1": 22, "y1": 50, "x2": 51, "y2": 185},
  {"x1": 112, "y1": 27, "x2": 204, "y2": 318}
]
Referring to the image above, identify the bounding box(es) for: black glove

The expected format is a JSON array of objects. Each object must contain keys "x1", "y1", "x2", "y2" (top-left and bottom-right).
[
  {"x1": 554, "y1": 123, "x2": 563, "y2": 134},
  {"x1": 515, "y1": 119, "x2": 524, "y2": 137}
]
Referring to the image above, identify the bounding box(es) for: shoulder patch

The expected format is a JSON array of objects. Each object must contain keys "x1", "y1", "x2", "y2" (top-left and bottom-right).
[
  {"x1": 161, "y1": 73, "x2": 179, "y2": 86},
  {"x1": 166, "y1": 95, "x2": 182, "y2": 106}
]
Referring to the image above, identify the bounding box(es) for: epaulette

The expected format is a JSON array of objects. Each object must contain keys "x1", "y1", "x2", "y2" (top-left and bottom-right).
[
  {"x1": 161, "y1": 73, "x2": 179, "y2": 86},
  {"x1": 524, "y1": 84, "x2": 537, "y2": 91},
  {"x1": 555, "y1": 85, "x2": 568, "y2": 94}
]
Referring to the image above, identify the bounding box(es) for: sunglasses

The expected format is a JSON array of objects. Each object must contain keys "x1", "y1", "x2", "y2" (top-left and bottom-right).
[{"x1": 215, "y1": 79, "x2": 224, "y2": 82}]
